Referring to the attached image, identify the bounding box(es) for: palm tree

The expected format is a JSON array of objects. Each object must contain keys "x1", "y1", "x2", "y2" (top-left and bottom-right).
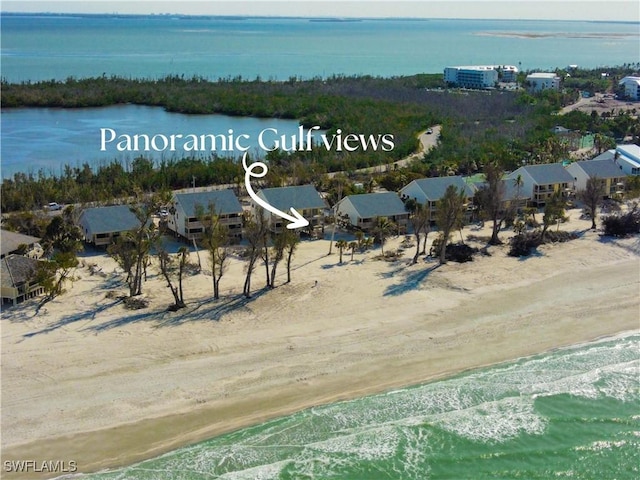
[
  {"x1": 512, "y1": 172, "x2": 523, "y2": 211},
  {"x1": 348, "y1": 241, "x2": 358, "y2": 261},
  {"x1": 335, "y1": 239, "x2": 348, "y2": 264},
  {"x1": 372, "y1": 217, "x2": 395, "y2": 255}
]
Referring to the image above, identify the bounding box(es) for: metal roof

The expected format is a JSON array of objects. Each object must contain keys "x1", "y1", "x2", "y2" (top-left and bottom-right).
[
  {"x1": 257, "y1": 185, "x2": 326, "y2": 212},
  {"x1": 516, "y1": 163, "x2": 575, "y2": 185},
  {"x1": 403, "y1": 176, "x2": 476, "y2": 201},
  {"x1": 78, "y1": 205, "x2": 143, "y2": 234},
  {"x1": 174, "y1": 189, "x2": 243, "y2": 217},
  {"x1": 341, "y1": 192, "x2": 407, "y2": 218},
  {"x1": 571, "y1": 159, "x2": 625, "y2": 179}
]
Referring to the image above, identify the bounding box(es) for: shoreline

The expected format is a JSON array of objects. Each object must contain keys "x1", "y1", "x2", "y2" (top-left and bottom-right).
[
  {"x1": 6, "y1": 329, "x2": 639, "y2": 479},
  {"x1": 1, "y1": 213, "x2": 639, "y2": 478}
]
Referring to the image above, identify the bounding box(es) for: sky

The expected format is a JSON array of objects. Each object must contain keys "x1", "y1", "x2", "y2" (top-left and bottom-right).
[{"x1": 1, "y1": 0, "x2": 639, "y2": 22}]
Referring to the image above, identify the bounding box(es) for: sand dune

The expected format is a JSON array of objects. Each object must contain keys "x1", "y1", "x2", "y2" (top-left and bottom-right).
[{"x1": 1, "y1": 209, "x2": 639, "y2": 478}]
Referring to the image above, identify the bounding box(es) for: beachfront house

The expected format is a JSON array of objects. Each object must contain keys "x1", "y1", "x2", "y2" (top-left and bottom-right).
[
  {"x1": 506, "y1": 163, "x2": 575, "y2": 207},
  {"x1": 336, "y1": 192, "x2": 409, "y2": 233},
  {"x1": 252, "y1": 185, "x2": 326, "y2": 233},
  {"x1": 592, "y1": 145, "x2": 640, "y2": 176},
  {"x1": 78, "y1": 205, "x2": 143, "y2": 247},
  {"x1": 399, "y1": 176, "x2": 476, "y2": 221},
  {"x1": 565, "y1": 158, "x2": 627, "y2": 199},
  {"x1": 525, "y1": 72, "x2": 561, "y2": 92},
  {"x1": 1, "y1": 254, "x2": 45, "y2": 306},
  {"x1": 1, "y1": 229, "x2": 43, "y2": 259},
  {"x1": 168, "y1": 189, "x2": 244, "y2": 242},
  {"x1": 471, "y1": 178, "x2": 531, "y2": 214}
]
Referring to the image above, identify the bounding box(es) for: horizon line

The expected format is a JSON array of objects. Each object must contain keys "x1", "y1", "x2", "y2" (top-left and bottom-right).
[{"x1": 2, "y1": 11, "x2": 639, "y2": 23}]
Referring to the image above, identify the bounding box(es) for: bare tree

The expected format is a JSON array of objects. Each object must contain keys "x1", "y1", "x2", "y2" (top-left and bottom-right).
[
  {"x1": 406, "y1": 199, "x2": 431, "y2": 264},
  {"x1": 476, "y1": 161, "x2": 507, "y2": 245},
  {"x1": 541, "y1": 191, "x2": 567, "y2": 241},
  {"x1": 578, "y1": 176, "x2": 606, "y2": 230},
  {"x1": 243, "y1": 209, "x2": 268, "y2": 298},
  {"x1": 157, "y1": 244, "x2": 188, "y2": 310},
  {"x1": 270, "y1": 228, "x2": 294, "y2": 288},
  {"x1": 35, "y1": 251, "x2": 79, "y2": 309},
  {"x1": 108, "y1": 192, "x2": 164, "y2": 297},
  {"x1": 284, "y1": 230, "x2": 300, "y2": 284},
  {"x1": 199, "y1": 203, "x2": 231, "y2": 300},
  {"x1": 260, "y1": 219, "x2": 272, "y2": 288},
  {"x1": 435, "y1": 185, "x2": 467, "y2": 264}
]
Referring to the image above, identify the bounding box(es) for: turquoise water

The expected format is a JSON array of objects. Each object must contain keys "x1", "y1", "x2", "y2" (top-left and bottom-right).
[
  {"x1": 67, "y1": 333, "x2": 640, "y2": 479},
  {"x1": 2, "y1": 15, "x2": 638, "y2": 83},
  {"x1": 2, "y1": 15, "x2": 639, "y2": 178}
]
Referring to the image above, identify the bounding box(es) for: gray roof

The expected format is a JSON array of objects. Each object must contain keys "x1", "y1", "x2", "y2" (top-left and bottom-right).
[
  {"x1": 342, "y1": 192, "x2": 407, "y2": 218},
  {"x1": 591, "y1": 150, "x2": 616, "y2": 161},
  {"x1": 571, "y1": 158, "x2": 626, "y2": 179},
  {"x1": 1, "y1": 255, "x2": 40, "y2": 288},
  {"x1": 517, "y1": 163, "x2": 574, "y2": 185},
  {"x1": 257, "y1": 185, "x2": 326, "y2": 212},
  {"x1": 403, "y1": 176, "x2": 475, "y2": 201},
  {"x1": 1, "y1": 229, "x2": 41, "y2": 257},
  {"x1": 174, "y1": 189, "x2": 243, "y2": 217},
  {"x1": 474, "y1": 179, "x2": 531, "y2": 202},
  {"x1": 79, "y1": 205, "x2": 142, "y2": 234}
]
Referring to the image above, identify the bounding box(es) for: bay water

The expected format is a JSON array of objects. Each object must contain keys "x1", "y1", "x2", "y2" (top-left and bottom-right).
[
  {"x1": 0, "y1": 105, "x2": 307, "y2": 178},
  {"x1": 1, "y1": 15, "x2": 639, "y2": 178}
]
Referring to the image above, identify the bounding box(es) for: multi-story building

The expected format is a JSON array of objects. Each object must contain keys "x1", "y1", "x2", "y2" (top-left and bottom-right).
[
  {"x1": 506, "y1": 163, "x2": 575, "y2": 207},
  {"x1": 168, "y1": 189, "x2": 244, "y2": 242},
  {"x1": 444, "y1": 65, "x2": 499, "y2": 89},
  {"x1": 525, "y1": 72, "x2": 561, "y2": 92},
  {"x1": 566, "y1": 158, "x2": 627, "y2": 199},
  {"x1": 443, "y1": 65, "x2": 518, "y2": 89},
  {"x1": 619, "y1": 76, "x2": 640, "y2": 100},
  {"x1": 399, "y1": 176, "x2": 476, "y2": 221},
  {"x1": 78, "y1": 205, "x2": 144, "y2": 247},
  {"x1": 252, "y1": 185, "x2": 327, "y2": 233},
  {"x1": 336, "y1": 192, "x2": 408, "y2": 233}
]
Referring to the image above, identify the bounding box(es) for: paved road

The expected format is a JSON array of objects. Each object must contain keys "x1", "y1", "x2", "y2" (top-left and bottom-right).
[{"x1": 327, "y1": 125, "x2": 441, "y2": 178}]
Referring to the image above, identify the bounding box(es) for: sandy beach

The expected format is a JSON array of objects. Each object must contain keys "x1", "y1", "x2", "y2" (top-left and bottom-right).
[{"x1": 1, "y1": 209, "x2": 639, "y2": 478}]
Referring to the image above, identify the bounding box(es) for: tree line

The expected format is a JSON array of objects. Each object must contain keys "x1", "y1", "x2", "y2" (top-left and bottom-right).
[{"x1": 3, "y1": 68, "x2": 638, "y2": 213}]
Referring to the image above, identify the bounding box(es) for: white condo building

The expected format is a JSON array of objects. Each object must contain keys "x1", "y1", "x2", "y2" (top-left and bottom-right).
[
  {"x1": 619, "y1": 76, "x2": 640, "y2": 100},
  {"x1": 444, "y1": 65, "x2": 518, "y2": 89},
  {"x1": 526, "y1": 72, "x2": 561, "y2": 92}
]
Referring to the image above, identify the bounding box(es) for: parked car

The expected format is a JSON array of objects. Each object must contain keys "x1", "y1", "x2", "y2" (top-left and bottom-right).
[{"x1": 47, "y1": 202, "x2": 62, "y2": 211}]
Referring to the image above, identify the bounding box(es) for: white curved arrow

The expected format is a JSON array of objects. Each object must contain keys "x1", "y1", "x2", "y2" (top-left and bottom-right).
[{"x1": 242, "y1": 152, "x2": 309, "y2": 230}]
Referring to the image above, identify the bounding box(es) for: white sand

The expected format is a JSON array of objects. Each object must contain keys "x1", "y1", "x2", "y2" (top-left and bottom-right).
[{"x1": 1, "y1": 209, "x2": 639, "y2": 478}]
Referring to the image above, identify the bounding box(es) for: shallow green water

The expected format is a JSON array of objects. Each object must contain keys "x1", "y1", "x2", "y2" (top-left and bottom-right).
[{"x1": 68, "y1": 333, "x2": 639, "y2": 479}]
